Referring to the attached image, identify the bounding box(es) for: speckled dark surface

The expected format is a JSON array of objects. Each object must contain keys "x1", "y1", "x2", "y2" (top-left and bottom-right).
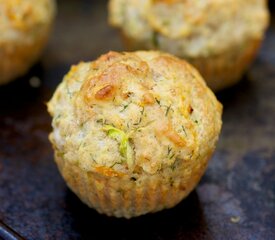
[{"x1": 0, "y1": 1, "x2": 275, "y2": 239}]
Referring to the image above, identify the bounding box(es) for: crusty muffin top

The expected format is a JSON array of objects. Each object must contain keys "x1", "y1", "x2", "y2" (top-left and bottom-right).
[{"x1": 48, "y1": 51, "x2": 222, "y2": 175}]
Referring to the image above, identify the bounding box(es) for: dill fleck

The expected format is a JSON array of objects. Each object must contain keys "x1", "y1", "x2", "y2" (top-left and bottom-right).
[
  {"x1": 54, "y1": 114, "x2": 61, "y2": 122},
  {"x1": 90, "y1": 154, "x2": 97, "y2": 163},
  {"x1": 182, "y1": 126, "x2": 187, "y2": 136},
  {"x1": 171, "y1": 158, "x2": 180, "y2": 170},
  {"x1": 155, "y1": 98, "x2": 161, "y2": 106},
  {"x1": 141, "y1": 120, "x2": 155, "y2": 129},
  {"x1": 165, "y1": 105, "x2": 172, "y2": 116},
  {"x1": 66, "y1": 86, "x2": 73, "y2": 98},
  {"x1": 134, "y1": 107, "x2": 144, "y2": 125},
  {"x1": 133, "y1": 117, "x2": 142, "y2": 126},
  {"x1": 194, "y1": 120, "x2": 199, "y2": 124},
  {"x1": 110, "y1": 161, "x2": 121, "y2": 168},
  {"x1": 96, "y1": 119, "x2": 105, "y2": 124},
  {"x1": 120, "y1": 102, "x2": 131, "y2": 112},
  {"x1": 169, "y1": 153, "x2": 175, "y2": 159},
  {"x1": 140, "y1": 106, "x2": 145, "y2": 115},
  {"x1": 79, "y1": 142, "x2": 87, "y2": 149},
  {"x1": 188, "y1": 150, "x2": 194, "y2": 160},
  {"x1": 167, "y1": 146, "x2": 172, "y2": 156},
  {"x1": 167, "y1": 146, "x2": 175, "y2": 159}
]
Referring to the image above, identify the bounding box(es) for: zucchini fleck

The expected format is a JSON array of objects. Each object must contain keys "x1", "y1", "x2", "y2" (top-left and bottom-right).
[{"x1": 103, "y1": 125, "x2": 134, "y2": 168}]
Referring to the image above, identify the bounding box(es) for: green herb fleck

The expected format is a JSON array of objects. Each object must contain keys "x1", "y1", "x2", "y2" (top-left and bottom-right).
[
  {"x1": 66, "y1": 86, "x2": 73, "y2": 98},
  {"x1": 133, "y1": 117, "x2": 142, "y2": 126},
  {"x1": 133, "y1": 107, "x2": 145, "y2": 126},
  {"x1": 140, "y1": 106, "x2": 145, "y2": 115},
  {"x1": 167, "y1": 146, "x2": 176, "y2": 159},
  {"x1": 167, "y1": 146, "x2": 172, "y2": 156},
  {"x1": 155, "y1": 98, "x2": 161, "y2": 106},
  {"x1": 110, "y1": 161, "x2": 122, "y2": 168},
  {"x1": 169, "y1": 153, "x2": 175, "y2": 159},
  {"x1": 165, "y1": 105, "x2": 172, "y2": 116},
  {"x1": 54, "y1": 114, "x2": 61, "y2": 122},
  {"x1": 90, "y1": 154, "x2": 97, "y2": 164},
  {"x1": 120, "y1": 102, "x2": 131, "y2": 112},
  {"x1": 96, "y1": 119, "x2": 105, "y2": 124},
  {"x1": 182, "y1": 126, "x2": 187, "y2": 136}
]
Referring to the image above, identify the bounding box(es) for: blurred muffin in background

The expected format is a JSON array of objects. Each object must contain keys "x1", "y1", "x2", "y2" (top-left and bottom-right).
[
  {"x1": 0, "y1": 0, "x2": 56, "y2": 85},
  {"x1": 109, "y1": 0, "x2": 269, "y2": 91},
  {"x1": 48, "y1": 50, "x2": 222, "y2": 218}
]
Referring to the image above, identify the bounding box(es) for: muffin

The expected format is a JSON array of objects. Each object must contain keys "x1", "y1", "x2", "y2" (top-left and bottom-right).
[
  {"x1": 47, "y1": 51, "x2": 222, "y2": 218},
  {"x1": 0, "y1": 0, "x2": 56, "y2": 85},
  {"x1": 108, "y1": 0, "x2": 269, "y2": 91}
]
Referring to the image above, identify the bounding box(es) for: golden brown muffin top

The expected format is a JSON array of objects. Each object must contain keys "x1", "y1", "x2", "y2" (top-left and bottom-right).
[{"x1": 48, "y1": 51, "x2": 222, "y2": 175}]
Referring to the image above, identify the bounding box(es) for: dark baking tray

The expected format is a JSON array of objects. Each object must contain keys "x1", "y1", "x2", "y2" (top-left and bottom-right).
[{"x1": 0, "y1": 1, "x2": 274, "y2": 239}]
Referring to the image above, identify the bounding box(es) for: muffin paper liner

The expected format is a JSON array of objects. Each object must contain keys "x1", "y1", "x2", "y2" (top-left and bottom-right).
[
  {"x1": 187, "y1": 38, "x2": 262, "y2": 91},
  {"x1": 54, "y1": 150, "x2": 212, "y2": 218}
]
